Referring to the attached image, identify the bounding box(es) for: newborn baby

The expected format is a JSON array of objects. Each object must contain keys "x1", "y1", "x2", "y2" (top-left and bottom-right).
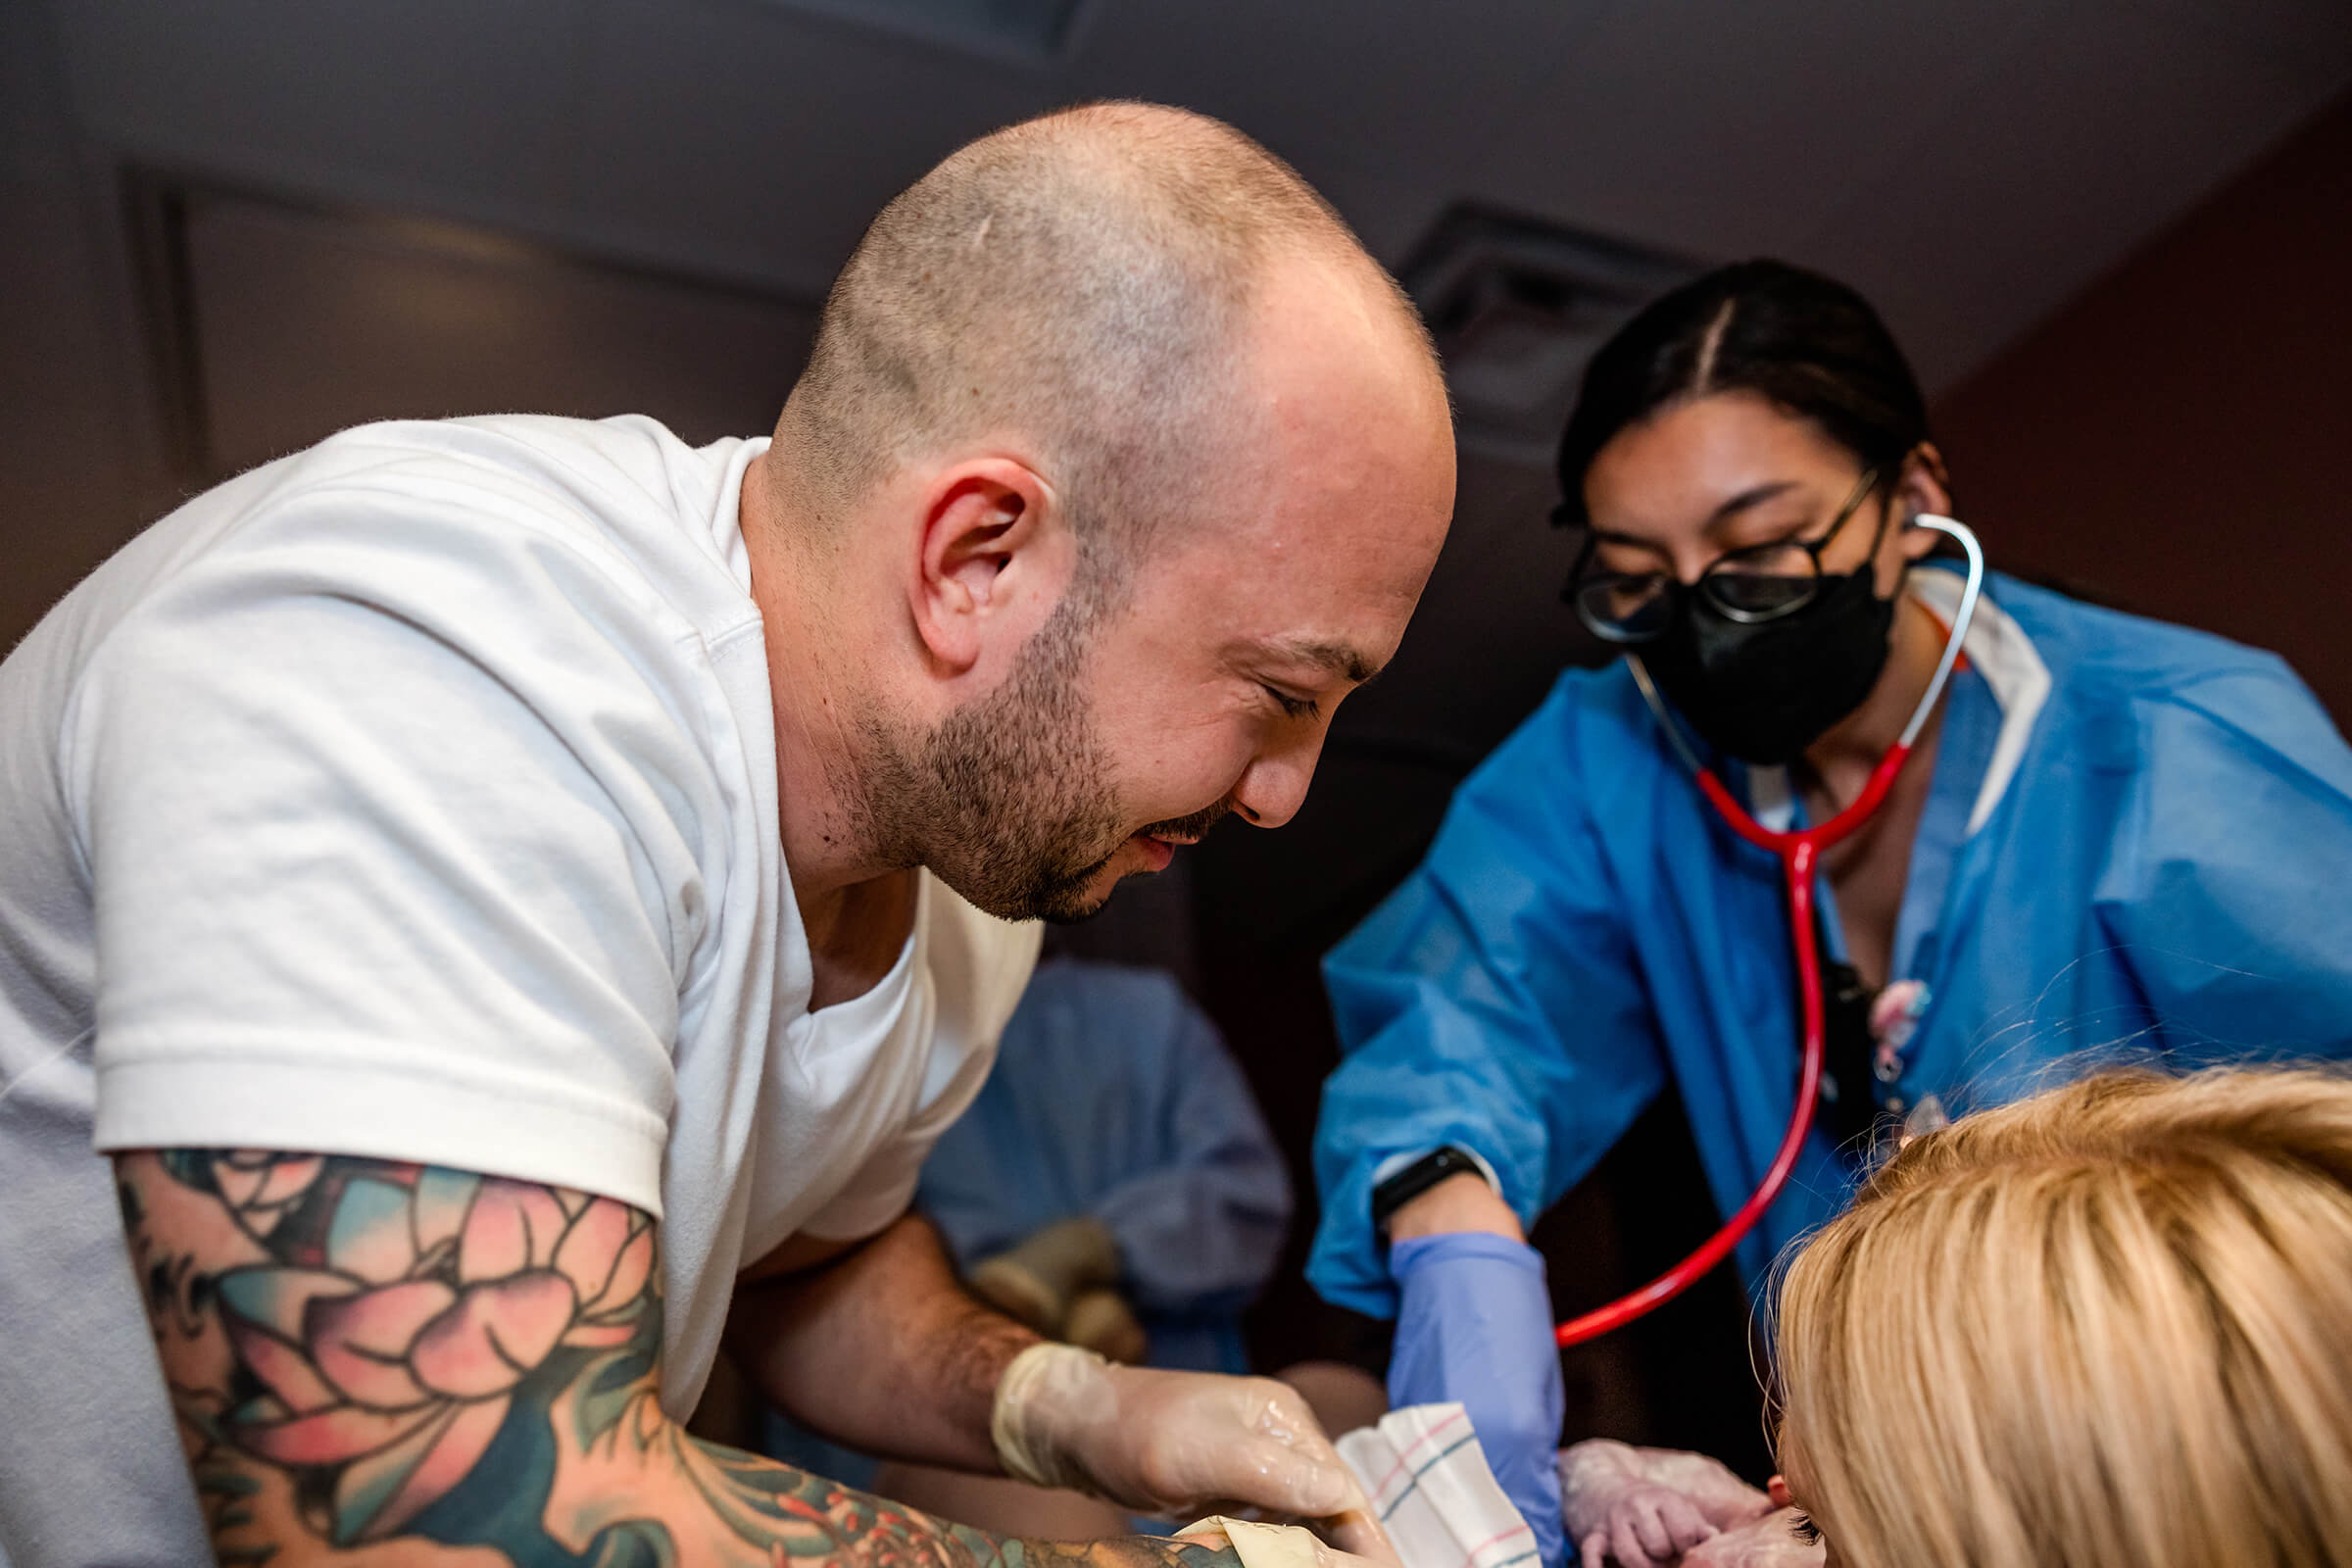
[{"x1": 1558, "y1": 1442, "x2": 1820, "y2": 1568}]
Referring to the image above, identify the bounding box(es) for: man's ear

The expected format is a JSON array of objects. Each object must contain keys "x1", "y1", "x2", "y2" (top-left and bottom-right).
[{"x1": 910, "y1": 457, "x2": 1073, "y2": 675}]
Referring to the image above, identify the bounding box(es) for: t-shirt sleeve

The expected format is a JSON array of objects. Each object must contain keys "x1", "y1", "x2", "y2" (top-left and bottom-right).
[
  {"x1": 70, "y1": 504, "x2": 716, "y2": 1216},
  {"x1": 797, "y1": 882, "x2": 1042, "y2": 1241}
]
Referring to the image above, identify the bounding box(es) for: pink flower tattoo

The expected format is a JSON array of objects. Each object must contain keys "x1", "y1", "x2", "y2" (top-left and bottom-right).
[
  {"x1": 210, "y1": 1150, "x2": 326, "y2": 1235},
  {"x1": 214, "y1": 1168, "x2": 655, "y2": 1543}
]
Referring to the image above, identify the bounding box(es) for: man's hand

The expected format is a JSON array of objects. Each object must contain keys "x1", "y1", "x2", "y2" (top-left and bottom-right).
[
  {"x1": 1558, "y1": 1442, "x2": 1778, "y2": 1568},
  {"x1": 993, "y1": 1344, "x2": 1396, "y2": 1562}
]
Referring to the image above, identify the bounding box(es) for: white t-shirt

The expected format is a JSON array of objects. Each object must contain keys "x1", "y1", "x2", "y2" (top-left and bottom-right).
[{"x1": 0, "y1": 414, "x2": 1040, "y2": 1568}]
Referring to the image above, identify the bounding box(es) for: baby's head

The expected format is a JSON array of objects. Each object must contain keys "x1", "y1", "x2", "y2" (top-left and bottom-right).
[{"x1": 1774, "y1": 1065, "x2": 2352, "y2": 1567}]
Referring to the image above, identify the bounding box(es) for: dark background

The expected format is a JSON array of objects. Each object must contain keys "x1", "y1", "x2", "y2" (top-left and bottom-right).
[{"x1": 6, "y1": 0, "x2": 2348, "y2": 1477}]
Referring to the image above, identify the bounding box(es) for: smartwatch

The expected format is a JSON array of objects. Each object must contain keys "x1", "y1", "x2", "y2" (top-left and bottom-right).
[{"x1": 1369, "y1": 1145, "x2": 1490, "y2": 1234}]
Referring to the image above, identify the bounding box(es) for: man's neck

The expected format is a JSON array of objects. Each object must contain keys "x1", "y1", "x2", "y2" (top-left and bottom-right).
[{"x1": 738, "y1": 457, "x2": 900, "y2": 906}]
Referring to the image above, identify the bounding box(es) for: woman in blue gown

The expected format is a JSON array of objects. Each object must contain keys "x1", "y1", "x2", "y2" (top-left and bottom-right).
[{"x1": 1307, "y1": 259, "x2": 2352, "y2": 1566}]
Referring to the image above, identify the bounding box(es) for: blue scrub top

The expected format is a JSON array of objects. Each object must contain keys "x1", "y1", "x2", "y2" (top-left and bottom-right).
[
  {"x1": 920, "y1": 957, "x2": 1292, "y2": 1374},
  {"x1": 1310, "y1": 570, "x2": 2352, "y2": 1319}
]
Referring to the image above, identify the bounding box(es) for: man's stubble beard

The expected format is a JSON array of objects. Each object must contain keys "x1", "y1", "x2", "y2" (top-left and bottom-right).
[{"x1": 858, "y1": 593, "x2": 1132, "y2": 924}]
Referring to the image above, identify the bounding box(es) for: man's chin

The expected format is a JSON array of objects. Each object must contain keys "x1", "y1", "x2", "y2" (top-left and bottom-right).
[
  {"x1": 1024, "y1": 834, "x2": 1180, "y2": 924},
  {"x1": 933, "y1": 848, "x2": 1119, "y2": 925},
  {"x1": 933, "y1": 832, "x2": 1176, "y2": 925},
  {"x1": 1036, "y1": 856, "x2": 1149, "y2": 925}
]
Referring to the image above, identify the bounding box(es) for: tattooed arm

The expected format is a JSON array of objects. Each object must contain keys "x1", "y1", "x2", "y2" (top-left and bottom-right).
[{"x1": 117, "y1": 1149, "x2": 1245, "y2": 1568}]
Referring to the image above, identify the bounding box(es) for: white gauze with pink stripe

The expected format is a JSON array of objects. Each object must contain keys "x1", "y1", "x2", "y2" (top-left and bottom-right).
[{"x1": 1336, "y1": 1403, "x2": 1538, "y2": 1568}]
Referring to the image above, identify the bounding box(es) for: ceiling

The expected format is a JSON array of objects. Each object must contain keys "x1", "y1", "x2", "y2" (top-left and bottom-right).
[{"x1": 32, "y1": 0, "x2": 2352, "y2": 391}]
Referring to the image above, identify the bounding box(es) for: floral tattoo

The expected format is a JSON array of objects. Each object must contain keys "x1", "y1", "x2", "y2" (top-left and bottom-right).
[{"x1": 122, "y1": 1150, "x2": 1241, "y2": 1568}]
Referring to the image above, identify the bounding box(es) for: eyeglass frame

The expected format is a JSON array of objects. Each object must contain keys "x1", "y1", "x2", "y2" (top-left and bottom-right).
[{"x1": 1560, "y1": 466, "x2": 1888, "y2": 645}]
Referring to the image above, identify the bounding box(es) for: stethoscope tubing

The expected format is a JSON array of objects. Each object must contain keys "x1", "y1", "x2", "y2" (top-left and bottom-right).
[{"x1": 1553, "y1": 516, "x2": 1984, "y2": 1348}]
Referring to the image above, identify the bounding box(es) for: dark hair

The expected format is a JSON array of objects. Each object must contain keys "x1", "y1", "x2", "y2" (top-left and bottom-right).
[{"x1": 1554, "y1": 259, "x2": 1933, "y2": 528}]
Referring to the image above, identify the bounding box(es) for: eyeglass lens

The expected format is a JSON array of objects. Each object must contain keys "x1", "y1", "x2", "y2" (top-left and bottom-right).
[{"x1": 1572, "y1": 469, "x2": 1876, "y2": 641}]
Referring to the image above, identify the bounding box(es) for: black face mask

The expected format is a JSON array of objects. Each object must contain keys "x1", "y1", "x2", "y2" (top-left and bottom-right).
[{"x1": 1637, "y1": 564, "x2": 1897, "y2": 766}]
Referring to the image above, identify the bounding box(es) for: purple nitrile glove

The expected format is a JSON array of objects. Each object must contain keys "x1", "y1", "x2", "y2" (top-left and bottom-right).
[{"x1": 1387, "y1": 1233, "x2": 1566, "y2": 1568}]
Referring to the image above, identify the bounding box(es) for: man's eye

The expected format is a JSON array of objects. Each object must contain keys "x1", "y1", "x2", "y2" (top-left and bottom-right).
[{"x1": 1262, "y1": 685, "x2": 1319, "y2": 720}]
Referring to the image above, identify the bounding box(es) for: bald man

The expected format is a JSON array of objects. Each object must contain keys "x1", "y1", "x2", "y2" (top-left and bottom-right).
[{"x1": 0, "y1": 104, "x2": 1453, "y2": 1568}]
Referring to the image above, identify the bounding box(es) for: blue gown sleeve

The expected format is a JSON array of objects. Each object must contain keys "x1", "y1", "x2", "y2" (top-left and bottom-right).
[
  {"x1": 1088, "y1": 976, "x2": 1294, "y2": 1317},
  {"x1": 2101, "y1": 660, "x2": 2352, "y2": 1061},
  {"x1": 1310, "y1": 682, "x2": 1670, "y2": 1319}
]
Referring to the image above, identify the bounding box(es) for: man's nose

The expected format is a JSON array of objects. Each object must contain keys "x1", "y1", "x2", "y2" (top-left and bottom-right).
[{"x1": 1231, "y1": 733, "x2": 1327, "y2": 832}]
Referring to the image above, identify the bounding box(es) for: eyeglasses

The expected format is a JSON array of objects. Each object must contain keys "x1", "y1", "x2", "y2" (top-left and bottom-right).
[{"x1": 1564, "y1": 467, "x2": 1885, "y2": 645}]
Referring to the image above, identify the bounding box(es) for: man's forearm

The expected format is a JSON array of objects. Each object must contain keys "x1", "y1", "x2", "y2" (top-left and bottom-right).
[
  {"x1": 729, "y1": 1213, "x2": 1038, "y2": 1471},
  {"x1": 192, "y1": 1378, "x2": 1231, "y2": 1568},
  {"x1": 731, "y1": 1219, "x2": 1397, "y2": 1560}
]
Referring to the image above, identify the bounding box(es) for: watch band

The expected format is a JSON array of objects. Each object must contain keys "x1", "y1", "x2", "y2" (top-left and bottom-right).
[{"x1": 1369, "y1": 1145, "x2": 1490, "y2": 1233}]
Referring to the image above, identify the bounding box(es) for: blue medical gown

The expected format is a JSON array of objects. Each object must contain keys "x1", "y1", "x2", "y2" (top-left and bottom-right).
[
  {"x1": 920, "y1": 957, "x2": 1292, "y2": 1372},
  {"x1": 1310, "y1": 572, "x2": 2352, "y2": 1317}
]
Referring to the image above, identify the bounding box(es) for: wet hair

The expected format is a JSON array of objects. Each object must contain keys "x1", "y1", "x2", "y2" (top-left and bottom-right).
[
  {"x1": 1775, "y1": 1065, "x2": 2352, "y2": 1567},
  {"x1": 1553, "y1": 259, "x2": 1932, "y2": 528}
]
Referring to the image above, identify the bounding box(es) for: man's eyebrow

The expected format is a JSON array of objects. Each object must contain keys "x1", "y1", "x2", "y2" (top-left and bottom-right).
[{"x1": 1260, "y1": 636, "x2": 1382, "y2": 686}]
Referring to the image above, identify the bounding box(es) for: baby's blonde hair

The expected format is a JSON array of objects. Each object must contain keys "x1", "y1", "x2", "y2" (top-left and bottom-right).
[{"x1": 1775, "y1": 1065, "x2": 2352, "y2": 1567}]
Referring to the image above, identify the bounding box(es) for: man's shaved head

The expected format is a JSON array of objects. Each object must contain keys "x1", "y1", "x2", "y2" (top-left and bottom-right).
[
  {"x1": 750, "y1": 102, "x2": 1454, "y2": 923},
  {"x1": 771, "y1": 101, "x2": 1439, "y2": 603}
]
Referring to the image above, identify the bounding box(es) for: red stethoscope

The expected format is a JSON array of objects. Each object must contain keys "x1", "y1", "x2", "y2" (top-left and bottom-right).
[{"x1": 1553, "y1": 515, "x2": 1985, "y2": 1348}]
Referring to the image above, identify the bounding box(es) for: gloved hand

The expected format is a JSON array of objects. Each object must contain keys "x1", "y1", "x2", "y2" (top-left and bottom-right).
[
  {"x1": 1558, "y1": 1441, "x2": 1775, "y2": 1568},
  {"x1": 992, "y1": 1343, "x2": 1396, "y2": 1562},
  {"x1": 968, "y1": 1214, "x2": 1122, "y2": 1336},
  {"x1": 1063, "y1": 1286, "x2": 1150, "y2": 1364},
  {"x1": 1386, "y1": 1233, "x2": 1566, "y2": 1568},
  {"x1": 1676, "y1": 1511, "x2": 1822, "y2": 1566}
]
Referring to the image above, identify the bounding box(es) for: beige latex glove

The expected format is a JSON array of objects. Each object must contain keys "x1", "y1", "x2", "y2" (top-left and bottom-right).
[
  {"x1": 994, "y1": 1344, "x2": 1395, "y2": 1562},
  {"x1": 968, "y1": 1215, "x2": 1122, "y2": 1336},
  {"x1": 1063, "y1": 1286, "x2": 1150, "y2": 1364},
  {"x1": 1559, "y1": 1441, "x2": 1776, "y2": 1568}
]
